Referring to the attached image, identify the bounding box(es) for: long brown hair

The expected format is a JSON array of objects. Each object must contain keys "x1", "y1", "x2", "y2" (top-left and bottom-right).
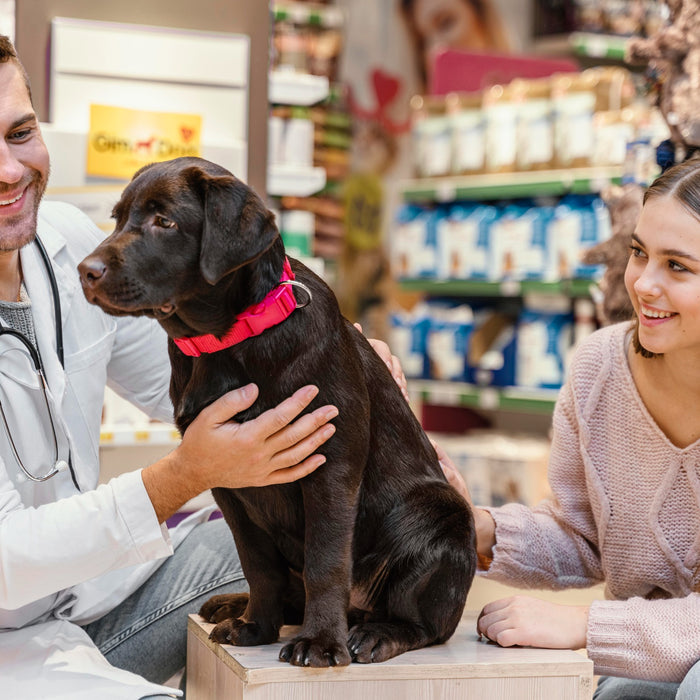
[{"x1": 399, "y1": 0, "x2": 510, "y2": 87}]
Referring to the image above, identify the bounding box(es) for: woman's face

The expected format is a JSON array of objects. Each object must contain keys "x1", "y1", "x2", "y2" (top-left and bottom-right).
[
  {"x1": 625, "y1": 195, "x2": 700, "y2": 356},
  {"x1": 411, "y1": 0, "x2": 491, "y2": 55}
]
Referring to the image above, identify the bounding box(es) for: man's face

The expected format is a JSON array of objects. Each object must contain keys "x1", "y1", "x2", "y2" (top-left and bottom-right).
[{"x1": 0, "y1": 61, "x2": 49, "y2": 251}]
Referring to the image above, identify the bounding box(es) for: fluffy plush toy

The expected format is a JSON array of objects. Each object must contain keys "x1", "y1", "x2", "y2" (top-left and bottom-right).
[
  {"x1": 626, "y1": 0, "x2": 700, "y2": 159},
  {"x1": 581, "y1": 183, "x2": 643, "y2": 325}
]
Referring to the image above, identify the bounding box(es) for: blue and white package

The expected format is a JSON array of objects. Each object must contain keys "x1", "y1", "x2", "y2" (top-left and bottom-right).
[
  {"x1": 545, "y1": 195, "x2": 611, "y2": 281},
  {"x1": 391, "y1": 204, "x2": 438, "y2": 279},
  {"x1": 516, "y1": 308, "x2": 573, "y2": 389},
  {"x1": 389, "y1": 306, "x2": 431, "y2": 379},
  {"x1": 426, "y1": 302, "x2": 474, "y2": 381},
  {"x1": 488, "y1": 204, "x2": 547, "y2": 281},
  {"x1": 435, "y1": 204, "x2": 494, "y2": 280}
]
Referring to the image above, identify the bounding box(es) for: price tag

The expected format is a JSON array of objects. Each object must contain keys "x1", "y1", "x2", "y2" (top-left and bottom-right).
[
  {"x1": 478, "y1": 388, "x2": 499, "y2": 410},
  {"x1": 500, "y1": 280, "x2": 521, "y2": 296},
  {"x1": 435, "y1": 183, "x2": 456, "y2": 202}
]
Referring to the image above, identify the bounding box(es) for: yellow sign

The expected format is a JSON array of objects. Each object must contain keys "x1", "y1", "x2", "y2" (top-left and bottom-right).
[{"x1": 87, "y1": 104, "x2": 202, "y2": 180}]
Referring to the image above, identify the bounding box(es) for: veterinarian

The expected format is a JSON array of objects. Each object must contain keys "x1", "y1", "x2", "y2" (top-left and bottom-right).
[
  {"x1": 0, "y1": 35, "x2": 346, "y2": 698},
  {"x1": 437, "y1": 156, "x2": 700, "y2": 699}
]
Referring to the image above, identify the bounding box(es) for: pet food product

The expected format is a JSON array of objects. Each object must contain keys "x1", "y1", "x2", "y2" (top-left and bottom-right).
[
  {"x1": 426, "y1": 302, "x2": 474, "y2": 382},
  {"x1": 511, "y1": 78, "x2": 554, "y2": 171},
  {"x1": 435, "y1": 204, "x2": 494, "y2": 280},
  {"x1": 389, "y1": 305, "x2": 431, "y2": 379},
  {"x1": 551, "y1": 72, "x2": 597, "y2": 168},
  {"x1": 410, "y1": 95, "x2": 452, "y2": 178},
  {"x1": 445, "y1": 91, "x2": 486, "y2": 175},
  {"x1": 483, "y1": 84, "x2": 518, "y2": 173},
  {"x1": 488, "y1": 204, "x2": 548, "y2": 281},
  {"x1": 280, "y1": 210, "x2": 315, "y2": 257},
  {"x1": 392, "y1": 204, "x2": 438, "y2": 279},
  {"x1": 516, "y1": 301, "x2": 573, "y2": 390}
]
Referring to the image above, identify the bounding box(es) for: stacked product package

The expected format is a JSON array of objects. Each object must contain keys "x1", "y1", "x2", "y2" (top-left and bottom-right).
[
  {"x1": 429, "y1": 431, "x2": 552, "y2": 508},
  {"x1": 392, "y1": 194, "x2": 611, "y2": 283},
  {"x1": 408, "y1": 66, "x2": 666, "y2": 178},
  {"x1": 391, "y1": 295, "x2": 594, "y2": 391}
]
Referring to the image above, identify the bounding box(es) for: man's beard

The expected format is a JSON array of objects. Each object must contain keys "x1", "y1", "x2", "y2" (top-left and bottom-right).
[{"x1": 0, "y1": 168, "x2": 48, "y2": 252}]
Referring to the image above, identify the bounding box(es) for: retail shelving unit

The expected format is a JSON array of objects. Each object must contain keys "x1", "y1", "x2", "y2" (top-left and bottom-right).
[
  {"x1": 399, "y1": 166, "x2": 624, "y2": 204},
  {"x1": 267, "y1": 71, "x2": 328, "y2": 197},
  {"x1": 100, "y1": 424, "x2": 181, "y2": 447},
  {"x1": 408, "y1": 379, "x2": 559, "y2": 415},
  {"x1": 395, "y1": 167, "x2": 621, "y2": 419},
  {"x1": 569, "y1": 32, "x2": 630, "y2": 61},
  {"x1": 272, "y1": 1, "x2": 344, "y2": 27},
  {"x1": 399, "y1": 278, "x2": 595, "y2": 298}
]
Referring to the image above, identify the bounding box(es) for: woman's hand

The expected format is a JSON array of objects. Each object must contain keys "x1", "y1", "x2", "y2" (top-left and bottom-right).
[
  {"x1": 143, "y1": 384, "x2": 337, "y2": 522},
  {"x1": 356, "y1": 324, "x2": 409, "y2": 401},
  {"x1": 432, "y1": 439, "x2": 472, "y2": 504},
  {"x1": 432, "y1": 440, "x2": 496, "y2": 567},
  {"x1": 477, "y1": 597, "x2": 589, "y2": 650}
]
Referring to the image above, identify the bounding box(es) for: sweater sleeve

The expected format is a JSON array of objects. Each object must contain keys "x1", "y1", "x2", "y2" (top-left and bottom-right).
[
  {"x1": 482, "y1": 378, "x2": 605, "y2": 589},
  {"x1": 588, "y1": 594, "x2": 700, "y2": 682}
]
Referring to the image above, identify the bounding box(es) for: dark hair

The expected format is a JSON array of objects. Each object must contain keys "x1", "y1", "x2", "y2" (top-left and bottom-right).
[
  {"x1": 632, "y1": 156, "x2": 700, "y2": 358},
  {"x1": 0, "y1": 34, "x2": 33, "y2": 102}
]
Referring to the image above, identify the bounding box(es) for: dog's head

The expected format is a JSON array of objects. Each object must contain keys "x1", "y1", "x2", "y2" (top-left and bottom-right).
[{"x1": 78, "y1": 157, "x2": 280, "y2": 328}]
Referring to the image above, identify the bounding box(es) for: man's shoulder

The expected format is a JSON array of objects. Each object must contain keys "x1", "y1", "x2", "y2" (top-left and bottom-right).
[{"x1": 38, "y1": 200, "x2": 106, "y2": 256}]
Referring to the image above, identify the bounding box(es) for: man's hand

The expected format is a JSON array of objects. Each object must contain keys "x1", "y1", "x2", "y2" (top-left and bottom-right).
[
  {"x1": 143, "y1": 384, "x2": 337, "y2": 522},
  {"x1": 477, "y1": 597, "x2": 589, "y2": 650}
]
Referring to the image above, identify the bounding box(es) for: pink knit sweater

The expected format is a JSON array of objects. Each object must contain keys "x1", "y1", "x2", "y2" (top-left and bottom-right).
[{"x1": 482, "y1": 322, "x2": 700, "y2": 682}]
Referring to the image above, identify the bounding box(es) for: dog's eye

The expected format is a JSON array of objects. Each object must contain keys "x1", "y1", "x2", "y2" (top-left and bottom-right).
[{"x1": 154, "y1": 215, "x2": 176, "y2": 229}]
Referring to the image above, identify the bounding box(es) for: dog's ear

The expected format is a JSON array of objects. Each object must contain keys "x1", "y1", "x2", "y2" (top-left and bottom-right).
[{"x1": 184, "y1": 166, "x2": 279, "y2": 285}]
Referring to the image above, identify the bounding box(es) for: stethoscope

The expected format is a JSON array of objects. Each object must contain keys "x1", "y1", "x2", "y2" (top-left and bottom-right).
[{"x1": 0, "y1": 236, "x2": 79, "y2": 490}]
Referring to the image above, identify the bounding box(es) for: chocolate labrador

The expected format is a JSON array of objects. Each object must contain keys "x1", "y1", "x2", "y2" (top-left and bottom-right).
[{"x1": 78, "y1": 156, "x2": 476, "y2": 667}]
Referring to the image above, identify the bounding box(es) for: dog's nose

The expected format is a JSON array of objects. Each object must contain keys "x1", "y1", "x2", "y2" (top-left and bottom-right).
[{"x1": 78, "y1": 256, "x2": 107, "y2": 286}]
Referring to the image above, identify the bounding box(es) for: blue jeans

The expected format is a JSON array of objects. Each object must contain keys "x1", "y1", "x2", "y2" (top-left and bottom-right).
[
  {"x1": 83, "y1": 517, "x2": 247, "y2": 688},
  {"x1": 595, "y1": 660, "x2": 700, "y2": 699}
]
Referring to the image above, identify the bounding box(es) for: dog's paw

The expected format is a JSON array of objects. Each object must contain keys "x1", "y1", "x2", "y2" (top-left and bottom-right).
[
  {"x1": 199, "y1": 592, "x2": 249, "y2": 623},
  {"x1": 279, "y1": 634, "x2": 351, "y2": 667},
  {"x1": 347, "y1": 622, "x2": 406, "y2": 663},
  {"x1": 209, "y1": 617, "x2": 277, "y2": 646}
]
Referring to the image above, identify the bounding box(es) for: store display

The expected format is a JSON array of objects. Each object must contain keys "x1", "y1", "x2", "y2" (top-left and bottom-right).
[
  {"x1": 269, "y1": 3, "x2": 351, "y2": 263},
  {"x1": 429, "y1": 431, "x2": 551, "y2": 508},
  {"x1": 409, "y1": 67, "x2": 642, "y2": 178},
  {"x1": 393, "y1": 194, "x2": 610, "y2": 284}
]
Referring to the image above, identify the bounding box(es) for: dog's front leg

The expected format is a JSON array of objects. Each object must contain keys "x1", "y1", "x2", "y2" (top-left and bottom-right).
[
  {"x1": 203, "y1": 489, "x2": 288, "y2": 646},
  {"x1": 279, "y1": 480, "x2": 356, "y2": 667}
]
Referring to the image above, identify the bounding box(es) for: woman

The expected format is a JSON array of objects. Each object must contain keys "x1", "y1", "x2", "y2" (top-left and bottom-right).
[
  {"x1": 400, "y1": 0, "x2": 510, "y2": 87},
  {"x1": 440, "y1": 156, "x2": 700, "y2": 698}
]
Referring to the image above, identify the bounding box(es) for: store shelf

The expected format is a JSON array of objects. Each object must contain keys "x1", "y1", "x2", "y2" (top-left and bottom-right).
[
  {"x1": 273, "y1": 1, "x2": 344, "y2": 27},
  {"x1": 399, "y1": 278, "x2": 595, "y2": 297},
  {"x1": 399, "y1": 166, "x2": 623, "y2": 203},
  {"x1": 269, "y1": 69, "x2": 329, "y2": 106},
  {"x1": 267, "y1": 163, "x2": 327, "y2": 196},
  {"x1": 100, "y1": 423, "x2": 180, "y2": 447},
  {"x1": 569, "y1": 32, "x2": 630, "y2": 61},
  {"x1": 408, "y1": 379, "x2": 559, "y2": 415}
]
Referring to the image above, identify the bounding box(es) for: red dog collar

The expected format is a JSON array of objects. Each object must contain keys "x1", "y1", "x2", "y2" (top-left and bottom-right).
[{"x1": 173, "y1": 258, "x2": 298, "y2": 357}]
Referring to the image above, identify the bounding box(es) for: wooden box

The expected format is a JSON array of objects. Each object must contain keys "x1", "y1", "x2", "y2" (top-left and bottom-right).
[{"x1": 187, "y1": 612, "x2": 593, "y2": 699}]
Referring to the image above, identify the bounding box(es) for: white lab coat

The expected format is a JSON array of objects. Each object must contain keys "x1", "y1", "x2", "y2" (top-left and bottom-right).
[{"x1": 0, "y1": 201, "x2": 206, "y2": 698}]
